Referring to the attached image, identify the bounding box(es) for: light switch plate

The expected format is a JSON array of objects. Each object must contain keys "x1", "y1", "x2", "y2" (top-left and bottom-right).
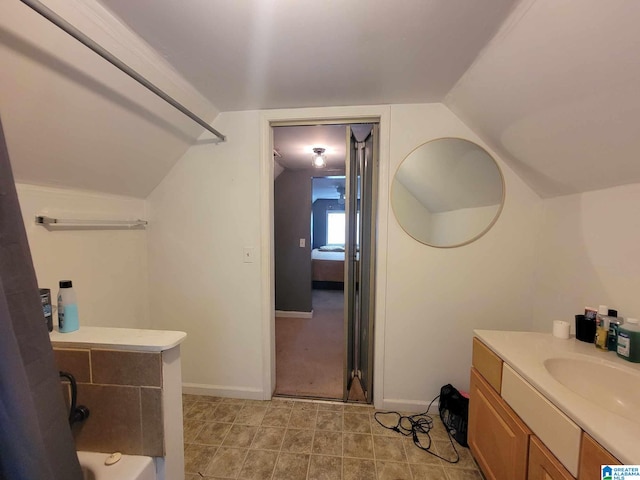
[{"x1": 299, "y1": 238, "x2": 306, "y2": 248}]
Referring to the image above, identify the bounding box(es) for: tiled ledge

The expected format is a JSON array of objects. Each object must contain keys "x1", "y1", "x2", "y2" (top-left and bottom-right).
[
  {"x1": 55, "y1": 346, "x2": 164, "y2": 456},
  {"x1": 50, "y1": 326, "x2": 186, "y2": 352}
]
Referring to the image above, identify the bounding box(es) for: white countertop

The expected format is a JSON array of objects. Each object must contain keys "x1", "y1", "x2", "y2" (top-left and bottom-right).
[
  {"x1": 475, "y1": 330, "x2": 640, "y2": 465},
  {"x1": 50, "y1": 326, "x2": 187, "y2": 352}
]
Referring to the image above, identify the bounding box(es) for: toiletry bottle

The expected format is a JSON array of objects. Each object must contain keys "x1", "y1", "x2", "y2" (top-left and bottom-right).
[
  {"x1": 582, "y1": 307, "x2": 598, "y2": 343},
  {"x1": 57, "y1": 280, "x2": 79, "y2": 333},
  {"x1": 617, "y1": 318, "x2": 640, "y2": 363},
  {"x1": 594, "y1": 305, "x2": 609, "y2": 351},
  {"x1": 39, "y1": 288, "x2": 53, "y2": 332},
  {"x1": 607, "y1": 310, "x2": 623, "y2": 352}
]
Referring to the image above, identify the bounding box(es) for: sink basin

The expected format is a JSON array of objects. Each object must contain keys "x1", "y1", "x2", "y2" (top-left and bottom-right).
[{"x1": 544, "y1": 357, "x2": 640, "y2": 422}]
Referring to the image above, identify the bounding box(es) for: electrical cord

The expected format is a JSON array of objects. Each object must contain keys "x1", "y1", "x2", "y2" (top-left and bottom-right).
[
  {"x1": 59, "y1": 371, "x2": 90, "y2": 426},
  {"x1": 373, "y1": 394, "x2": 460, "y2": 464},
  {"x1": 59, "y1": 371, "x2": 77, "y2": 425}
]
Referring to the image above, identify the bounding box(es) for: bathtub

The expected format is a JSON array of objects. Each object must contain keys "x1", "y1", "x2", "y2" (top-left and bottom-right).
[{"x1": 77, "y1": 451, "x2": 156, "y2": 480}]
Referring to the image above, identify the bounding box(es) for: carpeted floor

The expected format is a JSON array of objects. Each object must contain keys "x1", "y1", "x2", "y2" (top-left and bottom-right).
[{"x1": 275, "y1": 289, "x2": 348, "y2": 400}]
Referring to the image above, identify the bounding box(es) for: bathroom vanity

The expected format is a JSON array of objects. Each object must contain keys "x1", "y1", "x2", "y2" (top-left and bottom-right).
[{"x1": 469, "y1": 330, "x2": 640, "y2": 480}]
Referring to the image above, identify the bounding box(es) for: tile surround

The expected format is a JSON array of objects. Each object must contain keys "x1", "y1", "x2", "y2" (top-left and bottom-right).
[
  {"x1": 53, "y1": 348, "x2": 91, "y2": 382},
  {"x1": 183, "y1": 394, "x2": 483, "y2": 479},
  {"x1": 53, "y1": 347, "x2": 164, "y2": 456},
  {"x1": 141, "y1": 387, "x2": 163, "y2": 454},
  {"x1": 73, "y1": 383, "x2": 142, "y2": 453},
  {"x1": 91, "y1": 349, "x2": 162, "y2": 387}
]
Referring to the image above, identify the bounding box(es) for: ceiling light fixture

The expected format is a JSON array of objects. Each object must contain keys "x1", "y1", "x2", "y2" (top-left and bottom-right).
[{"x1": 312, "y1": 147, "x2": 327, "y2": 168}]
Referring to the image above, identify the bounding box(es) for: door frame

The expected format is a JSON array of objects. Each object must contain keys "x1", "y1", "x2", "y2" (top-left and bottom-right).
[{"x1": 259, "y1": 106, "x2": 391, "y2": 407}]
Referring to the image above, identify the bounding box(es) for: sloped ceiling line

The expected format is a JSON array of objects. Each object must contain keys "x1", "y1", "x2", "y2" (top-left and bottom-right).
[
  {"x1": 0, "y1": 0, "x2": 220, "y2": 198},
  {"x1": 6, "y1": 0, "x2": 640, "y2": 199},
  {"x1": 20, "y1": 0, "x2": 226, "y2": 142},
  {"x1": 445, "y1": 0, "x2": 640, "y2": 198}
]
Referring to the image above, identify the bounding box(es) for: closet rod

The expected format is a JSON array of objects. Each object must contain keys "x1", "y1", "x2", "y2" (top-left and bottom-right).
[{"x1": 19, "y1": 0, "x2": 226, "y2": 143}]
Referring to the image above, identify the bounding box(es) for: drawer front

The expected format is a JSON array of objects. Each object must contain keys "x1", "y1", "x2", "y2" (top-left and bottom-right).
[
  {"x1": 528, "y1": 435, "x2": 574, "y2": 480},
  {"x1": 472, "y1": 337, "x2": 503, "y2": 393},
  {"x1": 469, "y1": 368, "x2": 530, "y2": 480},
  {"x1": 501, "y1": 364, "x2": 581, "y2": 477},
  {"x1": 578, "y1": 432, "x2": 621, "y2": 480}
]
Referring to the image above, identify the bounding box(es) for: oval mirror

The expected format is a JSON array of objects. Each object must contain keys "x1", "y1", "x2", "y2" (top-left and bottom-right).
[{"x1": 391, "y1": 138, "x2": 504, "y2": 248}]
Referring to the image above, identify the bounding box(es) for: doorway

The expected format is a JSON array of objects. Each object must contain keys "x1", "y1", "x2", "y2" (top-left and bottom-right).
[{"x1": 271, "y1": 121, "x2": 378, "y2": 403}]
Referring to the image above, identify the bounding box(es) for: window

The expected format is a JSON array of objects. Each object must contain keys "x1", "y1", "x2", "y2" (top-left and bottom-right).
[
  {"x1": 327, "y1": 211, "x2": 345, "y2": 245},
  {"x1": 326, "y1": 211, "x2": 360, "y2": 246}
]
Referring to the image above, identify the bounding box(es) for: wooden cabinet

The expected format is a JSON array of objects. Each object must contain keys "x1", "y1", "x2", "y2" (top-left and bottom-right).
[
  {"x1": 578, "y1": 433, "x2": 621, "y2": 480},
  {"x1": 472, "y1": 337, "x2": 503, "y2": 393},
  {"x1": 470, "y1": 337, "x2": 622, "y2": 480},
  {"x1": 528, "y1": 435, "x2": 574, "y2": 480},
  {"x1": 469, "y1": 367, "x2": 531, "y2": 480}
]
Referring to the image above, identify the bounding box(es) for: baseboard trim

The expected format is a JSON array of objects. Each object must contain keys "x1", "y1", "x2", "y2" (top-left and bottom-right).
[
  {"x1": 182, "y1": 383, "x2": 267, "y2": 400},
  {"x1": 381, "y1": 398, "x2": 439, "y2": 414},
  {"x1": 275, "y1": 310, "x2": 313, "y2": 318}
]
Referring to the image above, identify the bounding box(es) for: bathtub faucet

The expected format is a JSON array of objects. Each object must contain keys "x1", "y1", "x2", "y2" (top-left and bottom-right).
[{"x1": 59, "y1": 371, "x2": 90, "y2": 426}]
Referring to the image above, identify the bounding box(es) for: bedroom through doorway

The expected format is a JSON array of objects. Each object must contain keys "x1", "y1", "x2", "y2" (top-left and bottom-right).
[{"x1": 272, "y1": 122, "x2": 378, "y2": 402}]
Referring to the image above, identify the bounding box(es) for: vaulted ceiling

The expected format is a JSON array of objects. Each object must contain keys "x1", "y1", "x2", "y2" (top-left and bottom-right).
[
  {"x1": 2, "y1": 0, "x2": 639, "y2": 198},
  {"x1": 446, "y1": 0, "x2": 640, "y2": 197},
  {"x1": 98, "y1": 0, "x2": 517, "y2": 111},
  {"x1": 0, "y1": 0, "x2": 218, "y2": 198}
]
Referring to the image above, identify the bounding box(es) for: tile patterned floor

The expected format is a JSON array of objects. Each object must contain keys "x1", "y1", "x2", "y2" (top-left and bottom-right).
[{"x1": 183, "y1": 394, "x2": 483, "y2": 480}]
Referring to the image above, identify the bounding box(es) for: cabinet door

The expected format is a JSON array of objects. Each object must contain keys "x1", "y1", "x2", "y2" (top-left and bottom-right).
[
  {"x1": 469, "y1": 368, "x2": 531, "y2": 480},
  {"x1": 528, "y1": 435, "x2": 575, "y2": 480},
  {"x1": 578, "y1": 433, "x2": 620, "y2": 480}
]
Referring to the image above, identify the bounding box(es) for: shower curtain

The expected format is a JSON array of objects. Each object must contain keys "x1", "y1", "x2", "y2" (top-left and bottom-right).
[{"x1": 0, "y1": 116, "x2": 82, "y2": 479}]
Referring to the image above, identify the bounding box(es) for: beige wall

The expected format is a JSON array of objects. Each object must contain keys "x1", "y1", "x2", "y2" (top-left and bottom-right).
[
  {"x1": 146, "y1": 103, "x2": 542, "y2": 409},
  {"x1": 16, "y1": 184, "x2": 149, "y2": 328},
  {"x1": 383, "y1": 104, "x2": 541, "y2": 409},
  {"x1": 146, "y1": 111, "x2": 265, "y2": 398},
  {"x1": 533, "y1": 183, "x2": 640, "y2": 331},
  {"x1": 14, "y1": 99, "x2": 640, "y2": 409}
]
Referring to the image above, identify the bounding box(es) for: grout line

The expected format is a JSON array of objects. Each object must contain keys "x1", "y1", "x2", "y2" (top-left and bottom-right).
[
  {"x1": 371, "y1": 426, "x2": 378, "y2": 480},
  {"x1": 308, "y1": 408, "x2": 319, "y2": 480}
]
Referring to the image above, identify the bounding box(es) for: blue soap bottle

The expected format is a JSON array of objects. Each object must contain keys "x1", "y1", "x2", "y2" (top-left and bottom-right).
[{"x1": 57, "y1": 280, "x2": 79, "y2": 333}]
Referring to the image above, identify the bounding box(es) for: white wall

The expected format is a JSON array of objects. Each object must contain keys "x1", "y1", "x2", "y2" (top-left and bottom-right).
[
  {"x1": 147, "y1": 103, "x2": 542, "y2": 409},
  {"x1": 383, "y1": 104, "x2": 541, "y2": 410},
  {"x1": 16, "y1": 184, "x2": 149, "y2": 328},
  {"x1": 532, "y1": 183, "x2": 640, "y2": 331},
  {"x1": 146, "y1": 111, "x2": 265, "y2": 398}
]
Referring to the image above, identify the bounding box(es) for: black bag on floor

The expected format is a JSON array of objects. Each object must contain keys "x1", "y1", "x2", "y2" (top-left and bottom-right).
[{"x1": 438, "y1": 384, "x2": 469, "y2": 447}]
